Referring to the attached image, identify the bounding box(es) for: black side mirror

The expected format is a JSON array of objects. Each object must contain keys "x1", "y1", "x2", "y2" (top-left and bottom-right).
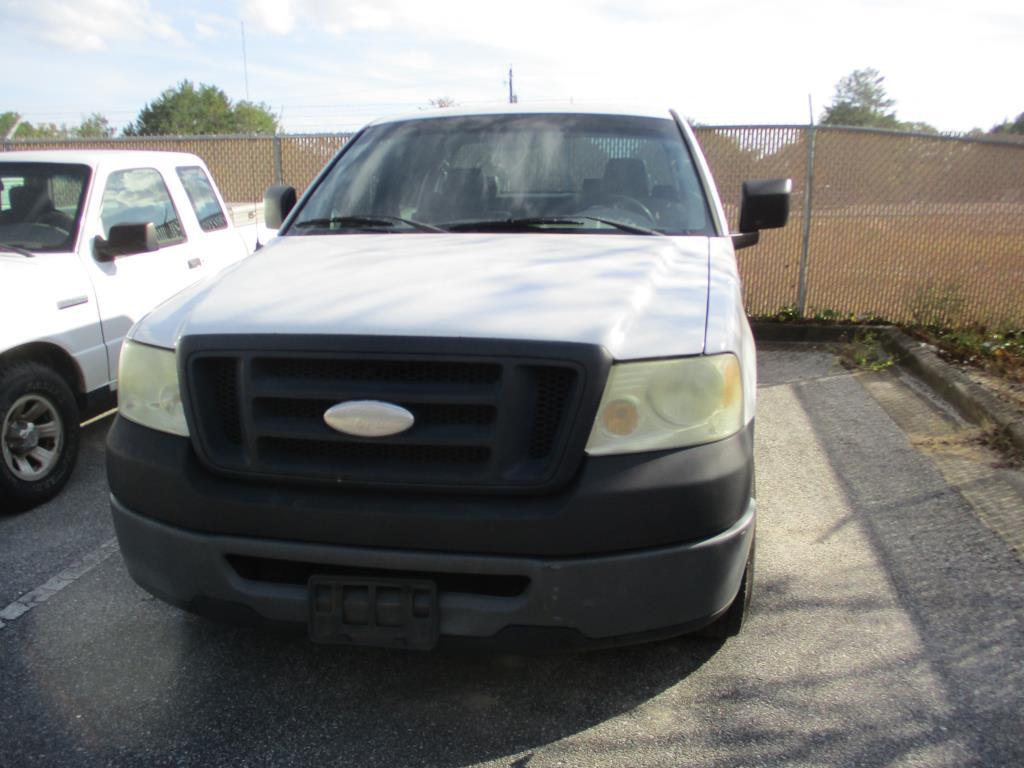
[
  {"x1": 264, "y1": 185, "x2": 297, "y2": 229},
  {"x1": 733, "y1": 178, "x2": 792, "y2": 250},
  {"x1": 94, "y1": 222, "x2": 159, "y2": 262}
]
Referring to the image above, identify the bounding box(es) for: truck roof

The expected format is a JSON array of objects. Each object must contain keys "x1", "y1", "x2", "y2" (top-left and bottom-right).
[
  {"x1": 368, "y1": 103, "x2": 677, "y2": 127},
  {"x1": 0, "y1": 149, "x2": 208, "y2": 170}
]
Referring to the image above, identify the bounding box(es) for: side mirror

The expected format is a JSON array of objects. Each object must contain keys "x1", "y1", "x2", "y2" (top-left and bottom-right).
[
  {"x1": 264, "y1": 185, "x2": 297, "y2": 229},
  {"x1": 733, "y1": 178, "x2": 792, "y2": 250},
  {"x1": 94, "y1": 222, "x2": 159, "y2": 262}
]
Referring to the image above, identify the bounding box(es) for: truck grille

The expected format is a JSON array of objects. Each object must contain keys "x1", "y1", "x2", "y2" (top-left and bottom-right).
[{"x1": 181, "y1": 336, "x2": 607, "y2": 492}]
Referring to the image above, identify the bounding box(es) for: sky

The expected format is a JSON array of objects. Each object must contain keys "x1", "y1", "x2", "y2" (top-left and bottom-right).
[{"x1": 3, "y1": 0, "x2": 1022, "y2": 134}]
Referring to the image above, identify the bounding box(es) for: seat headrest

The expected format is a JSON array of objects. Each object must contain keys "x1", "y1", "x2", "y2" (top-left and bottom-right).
[
  {"x1": 602, "y1": 158, "x2": 649, "y2": 199},
  {"x1": 442, "y1": 168, "x2": 486, "y2": 198},
  {"x1": 10, "y1": 185, "x2": 44, "y2": 212}
]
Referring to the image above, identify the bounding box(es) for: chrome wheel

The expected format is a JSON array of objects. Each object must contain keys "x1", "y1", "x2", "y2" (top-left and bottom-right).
[{"x1": 2, "y1": 393, "x2": 64, "y2": 481}]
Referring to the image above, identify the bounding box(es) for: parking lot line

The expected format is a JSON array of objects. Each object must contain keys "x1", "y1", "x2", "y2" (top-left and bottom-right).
[{"x1": 0, "y1": 538, "x2": 118, "y2": 631}]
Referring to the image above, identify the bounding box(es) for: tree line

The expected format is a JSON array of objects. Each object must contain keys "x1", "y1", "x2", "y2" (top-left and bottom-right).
[
  {"x1": 2, "y1": 81, "x2": 278, "y2": 139},
  {"x1": 2, "y1": 72, "x2": 1022, "y2": 139},
  {"x1": 820, "y1": 68, "x2": 1021, "y2": 137}
]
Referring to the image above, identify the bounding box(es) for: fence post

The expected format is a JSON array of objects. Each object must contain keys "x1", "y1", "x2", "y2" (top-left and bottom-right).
[
  {"x1": 272, "y1": 134, "x2": 283, "y2": 186},
  {"x1": 796, "y1": 119, "x2": 816, "y2": 317}
]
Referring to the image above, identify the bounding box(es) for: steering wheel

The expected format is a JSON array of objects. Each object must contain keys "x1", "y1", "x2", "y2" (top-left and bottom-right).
[
  {"x1": 37, "y1": 211, "x2": 73, "y2": 233},
  {"x1": 603, "y1": 194, "x2": 657, "y2": 223}
]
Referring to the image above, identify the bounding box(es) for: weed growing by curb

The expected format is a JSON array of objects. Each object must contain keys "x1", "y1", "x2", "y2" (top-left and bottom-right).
[{"x1": 837, "y1": 330, "x2": 897, "y2": 372}]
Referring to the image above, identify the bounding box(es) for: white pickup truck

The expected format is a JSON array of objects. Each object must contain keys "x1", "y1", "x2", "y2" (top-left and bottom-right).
[
  {"x1": 108, "y1": 106, "x2": 791, "y2": 650},
  {"x1": 0, "y1": 150, "x2": 251, "y2": 509}
]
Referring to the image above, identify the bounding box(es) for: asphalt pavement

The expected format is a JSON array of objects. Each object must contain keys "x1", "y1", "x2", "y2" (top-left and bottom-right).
[{"x1": 1, "y1": 346, "x2": 1022, "y2": 767}]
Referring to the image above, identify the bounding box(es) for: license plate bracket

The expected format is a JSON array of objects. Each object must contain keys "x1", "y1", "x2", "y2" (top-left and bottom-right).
[{"x1": 308, "y1": 576, "x2": 438, "y2": 650}]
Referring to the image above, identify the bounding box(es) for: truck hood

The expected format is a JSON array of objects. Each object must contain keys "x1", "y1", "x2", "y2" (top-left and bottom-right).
[{"x1": 133, "y1": 233, "x2": 711, "y2": 360}]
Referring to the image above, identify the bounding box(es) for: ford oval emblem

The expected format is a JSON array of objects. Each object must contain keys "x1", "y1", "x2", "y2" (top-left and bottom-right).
[{"x1": 323, "y1": 401, "x2": 415, "y2": 437}]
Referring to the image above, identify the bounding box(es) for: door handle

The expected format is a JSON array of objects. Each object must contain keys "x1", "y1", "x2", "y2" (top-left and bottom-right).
[{"x1": 188, "y1": 258, "x2": 202, "y2": 269}]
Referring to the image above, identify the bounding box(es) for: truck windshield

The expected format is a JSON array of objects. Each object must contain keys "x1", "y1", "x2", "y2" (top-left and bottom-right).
[
  {"x1": 0, "y1": 163, "x2": 90, "y2": 252},
  {"x1": 289, "y1": 113, "x2": 714, "y2": 236}
]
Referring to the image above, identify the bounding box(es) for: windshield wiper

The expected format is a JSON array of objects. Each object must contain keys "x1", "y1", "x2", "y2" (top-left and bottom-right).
[
  {"x1": 445, "y1": 216, "x2": 661, "y2": 236},
  {"x1": 0, "y1": 243, "x2": 36, "y2": 258},
  {"x1": 292, "y1": 215, "x2": 446, "y2": 233},
  {"x1": 570, "y1": 216, "x2": 662, "y2": 235}
]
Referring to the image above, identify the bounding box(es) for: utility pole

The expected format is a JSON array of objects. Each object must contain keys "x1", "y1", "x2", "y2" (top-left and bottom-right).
[
  {"x1": 241, "y1": 21, "x2": 251, "y2": 101},
  {"x1": 3, "y1": 115, "x2": 24, "y2": 141},
  {"x1": 508, "y1": 66, "x2": 517, "y2": 104}
]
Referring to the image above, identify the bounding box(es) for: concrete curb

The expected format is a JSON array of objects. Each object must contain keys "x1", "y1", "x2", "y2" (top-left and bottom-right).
[
  {"x1": 751, "y1": 321, "x2": 1024, "y2": 454},
  {"x1": 751, "y1": 322, "x2": 866, "y2": 343}
]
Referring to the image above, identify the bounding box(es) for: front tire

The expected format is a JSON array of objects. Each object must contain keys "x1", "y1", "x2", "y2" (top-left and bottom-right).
[
  {"x1": 694, "y1": 466, "x2": 756, "y2": 640},
  {"x1": 693, "y1": 538, "x2": 755, "y2": 639},
  {"x1": 0, "y1": 362, "x2": 80, "y2": 512}
]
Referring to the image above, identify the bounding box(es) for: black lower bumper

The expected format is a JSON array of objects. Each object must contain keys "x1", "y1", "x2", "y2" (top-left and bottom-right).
[
  {"x1": 111, "y1": 495, "x2": 755, "y2": 647},
  {"x1": 108, "y1": 416, "x2": 756, "y2": 647},
  {"x1": 106, "y1": 417, "x2": 754, "y2": 557}
]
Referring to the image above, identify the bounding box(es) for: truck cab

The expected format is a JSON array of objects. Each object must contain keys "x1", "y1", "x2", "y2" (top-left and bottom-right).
[{"x1": 1, "y1": 150, "x2": 250, "y2": 509}]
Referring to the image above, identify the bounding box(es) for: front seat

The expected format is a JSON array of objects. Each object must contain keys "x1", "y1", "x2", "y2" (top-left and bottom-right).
[
  {"x1": 8, "y1": 184, "x2": 71, "y2": 229},
  {"x1": 601, "y1": 158, "x2": 649, "y2": 199},
  {"x1": 420, "y1": 168, "x2": 491, "y2": 223}
]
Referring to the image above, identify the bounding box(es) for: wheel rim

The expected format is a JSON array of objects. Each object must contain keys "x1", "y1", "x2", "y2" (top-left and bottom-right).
[{"x1": 2, "y1": 394, "x2": 64, "y2": 482}]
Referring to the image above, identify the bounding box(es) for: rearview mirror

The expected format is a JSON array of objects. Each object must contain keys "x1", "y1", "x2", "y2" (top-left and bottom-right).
[
  {"x1": 733, "y1": 178, "x2": 792, "y2": 250},
  {"x1": 94, "y1": 222, "x2": 159, "y2": 262},
  {"x1": 264, "y1": 185, "x2": 297, "y2": 229}
]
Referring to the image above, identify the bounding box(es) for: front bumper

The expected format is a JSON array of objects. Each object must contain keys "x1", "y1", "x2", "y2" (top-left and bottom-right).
[
  {"x1": 106, "y1": 417, "x2": 754, "y2": 557},
  {"x1": 111, "y1": 495, "x2": 755, "y2": 648}
]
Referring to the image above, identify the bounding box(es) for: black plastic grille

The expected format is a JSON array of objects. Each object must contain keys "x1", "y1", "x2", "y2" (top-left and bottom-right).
[
  {"x1": 261, "y1": 438, "x2": 490, "y2": 469},
  {"x1": 185, "y1": 345, "x2": 591, "y2": 491},
  {"x1": 256, "y1": 358, "x2": 501, "y2": 386},
  {"x1": 189, "y1": 358, "x2": 242, "y2": 450},
  {"x1": 255, "y1": 399, "x2": 496, "y2": 428},
  {"x1": 226, "y1": 555, "x2": 530, "y2": 597},
  {"x1": 213, "y1": 363, "x2": 242, "y2": 444},
  {"x1": 528, "y1": 366, "x2": 576, "y2": 459}
]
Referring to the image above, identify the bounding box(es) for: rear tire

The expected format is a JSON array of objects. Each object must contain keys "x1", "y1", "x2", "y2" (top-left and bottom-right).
[{"x1": 0, "y1": 362, "x2": 80, "y2": 512}]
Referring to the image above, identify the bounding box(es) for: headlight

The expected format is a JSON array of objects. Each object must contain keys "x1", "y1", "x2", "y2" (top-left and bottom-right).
[
  {"x1": 585, "y1": 354, "x2": 742, "y2": 455},
  {"x1": 117, "y1": 340, "x2": 189, "y2": 436}
]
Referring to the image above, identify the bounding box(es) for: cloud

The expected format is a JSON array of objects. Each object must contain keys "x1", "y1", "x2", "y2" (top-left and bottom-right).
[
  {"x1": 240, "y1": 0, "x2": 297, "y2": 34},
  {"x1": 6, "y1": 0, "x2": 182, "y2": 52},
  {"x1": 242, "y1": 0, "x2": 394, "y2": 36},
  {"x1": 195, "y1": 21, "x2": 218, "y2": 39},
  {"x1": 189, "y1": 10, "x2": 240, "y2": 42}
]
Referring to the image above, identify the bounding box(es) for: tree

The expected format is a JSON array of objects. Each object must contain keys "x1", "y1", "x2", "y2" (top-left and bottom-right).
[
  {"x1": 76, "y1": 112, "x2": 115, "y2": 138},
  {"x1": 0, "y1": 112, "x2": 70, "y2": 139},
  {"x1": 231, "y1": 100, "x2": 278, "y2": 134},
  {"x1": 429, "y1": 97, "x2": 457, "y2": 108},
  {"x1": 0, "y1": 111, "x2": 20, "y2": 138},
  {"x1": 2, "y1": 110, "x2": 115, "y2": 139},
  {"x1": 125, "y1": 81, "x2": 278, "y2": 136},
  {"x1": 990, "y1": 112, "x2": 1024, "y2": 135},
  {"x1": 899, "y1": 121, "x2": 938, "y2": 135},
  {"x1": 821, "y1": 68, "x2": 900, "y2": 128}
]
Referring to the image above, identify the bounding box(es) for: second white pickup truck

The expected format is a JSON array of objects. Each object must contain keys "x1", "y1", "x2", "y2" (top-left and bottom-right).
[{"x1": 0, "y1": 150, "x2": 251, "y2": 509}]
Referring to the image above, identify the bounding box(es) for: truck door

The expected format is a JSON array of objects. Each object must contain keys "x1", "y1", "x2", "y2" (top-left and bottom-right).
[
  {"x1": 80, "y1": 166, "x2": 207, "y2": 383},
  {"x1": 173, "y1": 164, "x2": 249, "y2": 274}
]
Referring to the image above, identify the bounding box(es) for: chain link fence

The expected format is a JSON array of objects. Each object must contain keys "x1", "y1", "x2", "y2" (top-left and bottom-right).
[{"x1": 5, "y1": 126, "x2": 1023, "y2": 326}]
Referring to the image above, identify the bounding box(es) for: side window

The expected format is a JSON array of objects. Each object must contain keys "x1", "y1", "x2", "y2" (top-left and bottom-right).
[
  {"x1": 100, "y1": 168, "x2": 186, "y2": 246},
  {"x1": 176, "y1": 166, "x2": 228, "y2": 232},
  {"x1": 0, "y1": 176, "x2": 25, "y2": 211}
]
